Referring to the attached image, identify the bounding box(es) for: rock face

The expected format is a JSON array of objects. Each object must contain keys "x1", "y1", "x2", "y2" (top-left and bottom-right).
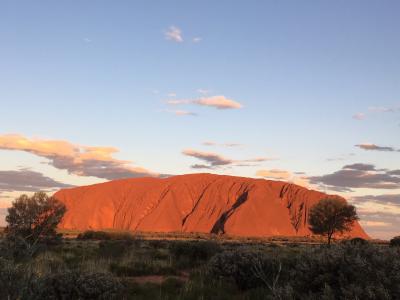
[{"x1": 55, "y1": 173, "x2": 368, "y2": 238}]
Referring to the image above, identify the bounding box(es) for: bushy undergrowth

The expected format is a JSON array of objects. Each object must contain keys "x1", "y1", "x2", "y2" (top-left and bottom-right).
[
  {"x1": 208, "y1": 243, "x2": 400, "y2": 299},
  {"x1": 390, "y1": 236, "x2": 400, "y2": 247},
  {"x1": 169, "y1": 240, "x2": 221, "y2": 268},
  {"x1": 77, "y1": 230, "x2": 136, "y2": 241},
  {"x1": 1, "y1": 236, "x2": 400, "y2": 299}
]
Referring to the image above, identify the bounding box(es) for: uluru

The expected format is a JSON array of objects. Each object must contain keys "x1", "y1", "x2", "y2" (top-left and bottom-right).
[{"x1": 55, "y1": 173, "x2": 368, "y2": 239}]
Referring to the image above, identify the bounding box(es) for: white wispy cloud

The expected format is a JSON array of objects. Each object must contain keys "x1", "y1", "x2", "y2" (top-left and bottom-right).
[
  {"x1": 167, "y1": 95, "x2": 243, "y2": 110},
  {"x1": 256, "y1": 169, "x2": 309, "y2": 187},
  {"x1": 202, "y1": 141, "x2": 242, "y2": 147},
  {"x1": 165, "y1": 26, "x2": 183, "y2": 42},
  {"x1": 166, "y1": 110, "x2": 197, "y2": 116},
  {"x1": 352, "y1": 113, "x2": 365, "y2": 120}
]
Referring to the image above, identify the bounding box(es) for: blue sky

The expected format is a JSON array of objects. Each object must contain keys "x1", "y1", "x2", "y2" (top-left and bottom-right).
[{"x1": 0, "y1": 1, "x2": 399, "y2": 238}]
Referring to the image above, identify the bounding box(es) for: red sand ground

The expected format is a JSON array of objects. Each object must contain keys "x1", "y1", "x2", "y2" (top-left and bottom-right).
[{"x1": 55, "y1": 173, "x2": 368, "y2": 239}]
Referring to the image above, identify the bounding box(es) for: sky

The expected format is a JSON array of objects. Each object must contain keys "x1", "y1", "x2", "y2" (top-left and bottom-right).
[{"x1": 0, "y1": 1, "x2": 399, "y2": 239}]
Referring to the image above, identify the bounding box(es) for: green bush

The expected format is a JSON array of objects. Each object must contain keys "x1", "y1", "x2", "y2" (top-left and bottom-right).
[
  {"x1": 0, "y1": 258, "x2": 28, "y2": 300},
  {"x1": 110, "y1": 260, "x2": 177, "y2": 276},
  {"x1": 27, "y1": 271, "x2": 124, "y2": 300},
  {"x1": 341, "y1": 237, "x2": 369, "y2": 246},
  {"x1": 97, "y1": 240, "x2": 133, "y2": 258},
  {"x1": 77, "y1": 230, "x2": 137, "y2": 241},
  {"x1": 291, "y1": 243, "x2": 400, "y2": 299},
  {"x1": 390, "y1": 236, "x2": 400, "y2": 247},
  {"x1": 170, "y1": 240, "x2": 221, "y2": 267},
  {"x1": 77, "y1": 230, "x2": 112, "y2": 240},
  {"x1": 208, "y1": 250, "x2": 283, "y2": 291}
]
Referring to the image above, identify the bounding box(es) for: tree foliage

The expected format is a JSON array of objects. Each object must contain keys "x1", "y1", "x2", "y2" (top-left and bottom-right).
[
  {"x1": 5, "y1": 192, "x2": 66, "y2": 256},
  {"x1": 308, "y1": 198, "x2": 358, "y2": 245}
]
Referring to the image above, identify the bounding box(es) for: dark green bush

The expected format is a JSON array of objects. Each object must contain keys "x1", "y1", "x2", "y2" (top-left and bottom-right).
[
  {"x1": 169, "y1": 240, "x2": 221, "y2": 266},
  {"x1": 291, "y1": 243, "x2": 400, "y2": 299},
  {"x1": 345, "y1": 237, "x2": 369, "y2": 245},
  {"x1": 0, "y1": 258, "x2": 28, "y2": 300},
  {"x1": 77, "y1": 230, "x2": 112, "y2": 240},
  {"x1": 98, "y1": 240, "x2": 133, "y2": 258},
  {"x1": 77, "y1": 230, "x2": 136, "y2": 241},
  {"x1": 208, "y1": 244, "x2": 400, "y2": 298},
  {"x1": 27, "y1": 271, "x2": 124, "y2": 300},
  {"x1": 110, "y1": 260, "x2": 177, "y2": 276},
  {"x1": 208, "y1": 250, "x2": 283, "y2": 291},
  {"x1": 390, "y1": 236, "x2": 400, "y2": 247}
]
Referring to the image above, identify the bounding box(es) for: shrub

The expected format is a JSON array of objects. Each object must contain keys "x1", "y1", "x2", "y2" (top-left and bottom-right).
[
  {"x1": 77, "y1": 230, "x2": 139, "y2": 242},
  {"x1": 170, "y1": 240, "x2": 221, "y2": 267},
  {"x1": 390, "y1": 236, "x2": 400, "y2": 247},
  {"x1": 291, "y1": 243, "x2": 400, "y2": 299},
  {"x1": 27, "y1": 271, "x2": 124, "y2": 300},
  {"x1": 110, "y1": 260, "x2": 177, "y2": 276},
  {"x1": 208, "y1": 250, "x2": 283, "y2": 291},
  {"x1": 77, "y1": 230, "x2": 112, "y2": 240},
  {"x1": 97, "y1": 240, "x2": 133, "y2": 258},
  {"x1": 0, "y1": 258, "x2": 28, "y2": 300},
  {"x1": 342, "y1": 237, "x2": 369, "y2": 246}
]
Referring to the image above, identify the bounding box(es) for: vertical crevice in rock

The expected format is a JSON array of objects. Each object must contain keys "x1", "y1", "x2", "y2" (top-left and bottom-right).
[{"x1": 211, "y1": 190, "x2": 249, "y2": 234}]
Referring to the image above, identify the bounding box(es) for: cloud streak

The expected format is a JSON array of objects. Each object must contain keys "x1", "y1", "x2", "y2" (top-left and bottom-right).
[
  {"x1": 256, "y1": 169, "x2": 309, "y2": 187},
  {"x1": 166, "y1": 110, "x2": 198, "y2": 116},
  {"x1": 309, "y1": 163, "x2": 400, "y2": 191},
  {"x1": 168, "y1": 95, "x2": 242, "y2": 110},
  {"x1": 0, "y1": 169, "x2": 74, "y2": 192},
  {"x1": 0, "y1": 134, "x2": 158, "y2": 180},
  {"x1": 355, "y1": 143, "x2": 399, "y2": 152},
  {"x1": 202, "y1": 141, "x2": 242, "y2": 147},
  {"x1": 182, "y1": 148, "x2": 268, "y2": 169}
]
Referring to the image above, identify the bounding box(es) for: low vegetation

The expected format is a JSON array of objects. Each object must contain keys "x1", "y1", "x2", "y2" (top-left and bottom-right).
[
  {"x1": 1, "y1": 193, "x2": 399, "y2": 299},
  {"x1": 1, "y1": 230, "x2": 399, "y2": 299}
]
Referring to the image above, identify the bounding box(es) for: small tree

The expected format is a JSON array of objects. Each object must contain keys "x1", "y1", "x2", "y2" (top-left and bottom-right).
[
  {"x1": 5, "y1": 192, "x2": 66, "y2": 256},
  {"x1": 308, "y1": 198, "x2": 358, "y2": 245}
]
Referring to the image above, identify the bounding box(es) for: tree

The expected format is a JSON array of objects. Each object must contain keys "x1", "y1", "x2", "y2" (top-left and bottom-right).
[
  {"x1": 5, "y1": 192, "x2": 66, "y2": 256},
  {"x1": 308, "y1": 198, "x2": 358, "y2": 245}
]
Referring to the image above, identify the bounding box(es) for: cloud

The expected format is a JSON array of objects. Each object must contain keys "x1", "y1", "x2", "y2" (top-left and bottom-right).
[
  {"x1": 352, "y1": 113, "x2": 366, "y2": 120},
  {"x1": 351, "y1": 194, "x2": 400, "y2": 207},
  {"x1": 0, "y1": 134, "x2": 158, "y2": 180},
  {"x1": 309, "y1": 163, "x2": 400, "y2": 191},
  {"x1": 193, "y1": 96, "x2": 242, "y2": 109},
  {"x1": 192, "y1": 37, "x2": 202, "y2": 43},
  {"x1": 349, "y1": 194, "x2": 400, "y2": 239},
  {"x1": 256, "y1": 169, "x2": 291, "y2": 180},
  {"x1": 256, "y1": 169, "x2": 309, "y2": 187},
  {"x1": 368, "y1": 106, "x2": 399, "y2": 113},
  {"x1": 352, "y1": 105, "x2": 400, "y2": 121},
  {"x1": 326, "y1": 153, "x2": 355, "y2": 162},
  {"x1": 202, "y1": 141, "x2": 242, "y2": 147},
  {"x1": 191, "y1": 164, "x2": 213, "y2": 169},
  {"x1": 165, "y1": 26, "x2": 183, "y2": 42},
  {"x1": 196, "y1": 89, "x2": 209, "y2": 95},
  {"x1": 166, "y1": 110, "x2": 197, "y2": 116},
  {"x1": 355, "y1": 143, "x2": 398, "y2": 152},
  {"x1": 167, "y1": 95, "x2": 242, "y2": 110},
  {"x1": 182, "y1": 149, "x2": 232, "y2": 167},
  {"x1": 182, "y1": 148, "x2": 269, "y2": 169},
  {"x1": 359, "y1": 220, "x2": 391, "y2": 227},
  {"x1": 167, "y1": 92, "x2": 177, "y2": 97},
  {"x1": 0, "y1": 169, "x2": 74, "y2": 192}
]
